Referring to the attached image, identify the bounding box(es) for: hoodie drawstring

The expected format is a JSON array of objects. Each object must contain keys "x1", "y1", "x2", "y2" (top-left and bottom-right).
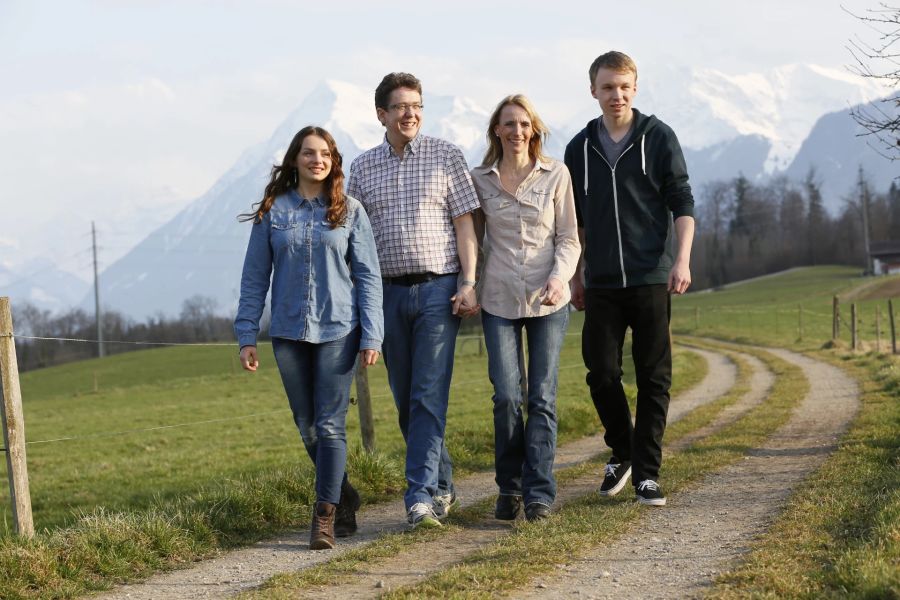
[
  {"x1": 583, "y1": 138, "x2": 589, "y2": 195},
  {"x1": 641, "y1": 135, "x2": 646, "y2": 175}
]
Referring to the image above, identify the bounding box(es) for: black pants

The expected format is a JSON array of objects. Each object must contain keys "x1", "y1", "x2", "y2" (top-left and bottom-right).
[{"x1": 582, "y1": 284, "x2": 672, "y2": 483}]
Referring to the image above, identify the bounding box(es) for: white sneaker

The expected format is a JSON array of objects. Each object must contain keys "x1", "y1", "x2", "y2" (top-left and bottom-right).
[
  {"x1": 407, "y1": 502, "x2": 441, "y2": 529},
  {"x1": 432, "y1": 491, "x2": 458, "y2": 520}
]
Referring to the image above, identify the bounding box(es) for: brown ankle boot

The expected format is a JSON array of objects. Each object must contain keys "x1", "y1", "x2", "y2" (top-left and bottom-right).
[{"x1": 309, "y1": 501, "x2": 336, "y2": 550}]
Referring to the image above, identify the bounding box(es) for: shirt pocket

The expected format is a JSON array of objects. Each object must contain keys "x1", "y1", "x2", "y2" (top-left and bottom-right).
[
  {"x1": 315, "y1": 219, "x2": 349, "y2": 255},
  {"x1": 270, "y1": 219, "x2": 299, "y2": 252},
  {"x1": 520, "y1": 188, "x2": 553, "y2": 233}
]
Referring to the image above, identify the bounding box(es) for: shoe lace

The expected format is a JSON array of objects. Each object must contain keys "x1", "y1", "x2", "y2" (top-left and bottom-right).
[
  {"x1": 604, "y1": 463, "x2": 621, "y2": 477},
  {"x1": 410, "y1": 502, "x2": 434, "y2": 518},
  {"x1": 636, "y1": 480, "x2": 659, "y2": 492}
]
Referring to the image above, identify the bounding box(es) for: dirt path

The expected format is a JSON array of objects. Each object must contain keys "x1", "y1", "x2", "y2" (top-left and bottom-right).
[
  {"x1": 517, "y1": 347, "x2": 859, "y2": 600},
  {"x1": 96, "y1": 347, "x2": 734, "y2": 600},
  {"x1": 284, "y1": 348, "x2": 759, "y2": 599}
]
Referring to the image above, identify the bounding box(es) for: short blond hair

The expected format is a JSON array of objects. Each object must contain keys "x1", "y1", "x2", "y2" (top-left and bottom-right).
[{"x1": 589, "y1": 51, "x2": 638, "y2": 83}]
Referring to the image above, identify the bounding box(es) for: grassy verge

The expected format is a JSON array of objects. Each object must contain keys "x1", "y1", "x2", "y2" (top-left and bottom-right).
[
  {"x1": 708, "y1": 350, "x2": 900, "y2": 599},
  {"x1": 237, "y1": 345, "x2": 752, "y2": 598},
  {"x1": 375, "y1": 345, "x2": 803, "y2": 599},
  {"x1": 0, "y1": 317, "x2": 703, "y2": 598}
]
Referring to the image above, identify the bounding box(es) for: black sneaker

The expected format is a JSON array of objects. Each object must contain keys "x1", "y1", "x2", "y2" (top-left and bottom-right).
[
  {"x1": 334, "y1": 479, "x2": 362, "y2": 537},
  {"x1": 635, "y1": 479, "x2": 666, "y2": 506},
  {"x1": 524, "y1": 502, "x2": 552, "y2": 522},
  {"x1": 494, "y1": 494, "x2": 523, "y2": 520},
  {"x1": 598, "y1": 457, "x2": 632, "y2": 497}
]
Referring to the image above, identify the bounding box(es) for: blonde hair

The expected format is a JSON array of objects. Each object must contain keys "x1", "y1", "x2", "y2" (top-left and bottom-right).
[
  {"x1": 481, "y1": 94, "x2": 550, "y2": 167},
  {"x1": 589, "y1": 51, "x2": 638, "y2": 83}
]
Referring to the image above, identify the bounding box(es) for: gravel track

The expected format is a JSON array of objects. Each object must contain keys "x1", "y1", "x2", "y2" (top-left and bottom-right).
[
  {"x1": 95, "y1": 347, "x2": 733, "y2": 600},
  {"x1": 517, "y1": 346, "x2": 859, "y2": 600}
]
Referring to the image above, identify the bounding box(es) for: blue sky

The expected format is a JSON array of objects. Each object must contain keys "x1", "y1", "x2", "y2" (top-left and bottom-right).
[{"x1": 0, "y1": 0, "x2": 880, "y2": 278}]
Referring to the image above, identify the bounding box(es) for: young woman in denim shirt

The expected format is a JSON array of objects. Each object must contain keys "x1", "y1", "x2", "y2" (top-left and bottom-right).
[
  {"x1": 234, "y1": 126, "x2": 383, "y2": 549},
  {"x1": 470, "y1": 95, "x2": 580, "y2": 522}
]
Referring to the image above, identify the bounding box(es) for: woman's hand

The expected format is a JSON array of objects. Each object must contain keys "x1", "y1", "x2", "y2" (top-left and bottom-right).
[
  {"x1": 240, "y1": 345, "x2": 259, "y2": 371},
  {"x1": 539, "y1": 277, "x2": 565, "y2": 306},
  {"x1": 451, "y1": 283, "x2": 480, "y2": 317},
  {"x1": 360, "y1": 349, "x2": 380, "y2": 367}
]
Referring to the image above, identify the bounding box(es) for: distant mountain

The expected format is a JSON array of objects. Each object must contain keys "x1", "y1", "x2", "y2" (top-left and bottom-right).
[
  {"x1": 2, "y1": 260, "x2": 89, "y2": 313},
  {"x1": 89, "y1": 69, "x2": 895, "y2": 320},
  {"x1": 87, "y1": 81, "x2": 491, "y2": 320},
  {"x1": 785, "y1": 100, "x2": 899, "y2": 209}
]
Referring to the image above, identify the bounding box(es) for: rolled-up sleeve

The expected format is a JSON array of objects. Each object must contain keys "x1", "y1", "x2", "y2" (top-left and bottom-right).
[{"x1": 445, "y1": 145, "x2": 480, "y2": 219}]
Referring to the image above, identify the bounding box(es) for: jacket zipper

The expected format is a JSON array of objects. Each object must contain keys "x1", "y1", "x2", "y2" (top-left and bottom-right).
[{"x1": 587, "y1": 139, "x2": 635, "y2": 288}]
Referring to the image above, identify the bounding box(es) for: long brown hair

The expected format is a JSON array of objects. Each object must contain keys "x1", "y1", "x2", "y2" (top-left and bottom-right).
[
  {"x1": 239, "y1": 126, "x2": 347, "y2": 228},
  {"x1": 481, "y1": 94, "x2": 550, "y2": 167}
]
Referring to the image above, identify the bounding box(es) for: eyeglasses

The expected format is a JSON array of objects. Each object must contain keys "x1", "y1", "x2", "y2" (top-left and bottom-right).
[{"x1": 387, "y1": 103, "x2": 424, "y2": 113}]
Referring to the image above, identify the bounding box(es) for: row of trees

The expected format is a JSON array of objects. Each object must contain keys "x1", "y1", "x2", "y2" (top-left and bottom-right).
[
  {"x1": 691, "y1": 168, "x2": 900, "y2": 289},
  {"x1": 12, "y1": 295, "x2": 250, "y2": 372}
]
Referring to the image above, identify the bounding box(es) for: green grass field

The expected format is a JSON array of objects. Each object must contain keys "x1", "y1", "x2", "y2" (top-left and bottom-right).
[
  {"x1": 2, "y1": 313, "x2": 705, "y2": 533},
  {"x1": 671, "y1": 265, "x2": 900, "y2": 351},
  {"x1": 1, "y1": 264, "x2": 896, "y2": 599}
]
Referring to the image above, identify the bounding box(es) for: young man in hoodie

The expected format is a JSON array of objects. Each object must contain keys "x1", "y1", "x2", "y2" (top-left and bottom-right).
[{"x1": 565, "y1": 51, "x2": 695, "y2": 506}]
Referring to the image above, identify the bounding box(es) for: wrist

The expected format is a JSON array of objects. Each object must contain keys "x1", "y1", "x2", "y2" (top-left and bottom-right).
[{"x1": 460, "y1": 279, "x2": 476, "y2": 288}]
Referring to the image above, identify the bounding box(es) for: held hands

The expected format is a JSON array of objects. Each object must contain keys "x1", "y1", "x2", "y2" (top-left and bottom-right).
[
  {"x1": 569, "y1": 277, "x2": 586, "y2": 311},
  {"x1": 451, "y1": 283, "x2": 480, "y2": 317},
  {"x1": 239, "y1": 345, "x2": 259, "y2": 371},
  {"x1": 359, "y1": 349, "x2": 380, "y2": 367},
  {"x1": 539, "y1": 277, "x2": 565, "y2": 306},
  {"x1": 667, "y1": 260, "x2": 692, "y2": 295}
]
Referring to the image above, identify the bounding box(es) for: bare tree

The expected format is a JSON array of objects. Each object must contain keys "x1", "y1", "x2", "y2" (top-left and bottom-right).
[{"x1": 846, "y1": 3, "x2": 900, "y2": 161}]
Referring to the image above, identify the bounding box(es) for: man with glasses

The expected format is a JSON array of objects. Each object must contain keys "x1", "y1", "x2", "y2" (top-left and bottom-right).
[{"x1": 348, "y1": 72, "x2": 480, "y2": 528}]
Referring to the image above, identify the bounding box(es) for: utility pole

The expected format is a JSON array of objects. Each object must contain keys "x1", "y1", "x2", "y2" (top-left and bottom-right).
[
  {"x1": 858, "y1": 167, "x2": 873, "y2": 274},
  {"x1": 92, "y1": 222, "x2": 105, "y2": 358}
]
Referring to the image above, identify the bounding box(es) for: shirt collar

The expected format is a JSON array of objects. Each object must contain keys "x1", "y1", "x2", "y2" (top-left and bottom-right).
[
  {"x1": 473, "y1": 158, "x2": 551, "y2": 177},
  {"x1": 289, "y1": 189, "x2": 326, "y2": 206},
  {"x1": 380, "y1": 133, "x2": 423, "y2": 158}
]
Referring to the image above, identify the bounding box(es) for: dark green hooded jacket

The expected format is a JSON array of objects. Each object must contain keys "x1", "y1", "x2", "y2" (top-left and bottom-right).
[{"x1": 564, "y1": 109, "x2": 694, "y2": 289}]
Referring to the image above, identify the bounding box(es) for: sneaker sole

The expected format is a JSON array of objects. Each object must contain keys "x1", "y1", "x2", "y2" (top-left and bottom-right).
[
  {"x1": 636, "y1": 496, "x2": 667, "y2": 506},
  {"x1": 598, "y1": 466, "x2": 632, "y2": 497}
]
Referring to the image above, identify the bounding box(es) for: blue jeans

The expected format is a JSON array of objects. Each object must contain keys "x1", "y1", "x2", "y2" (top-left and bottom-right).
[
  {"x1": 481, "y1": 307, "x2": 569, "y2": 506},
  {"x1": 382, "y1": 274, "x2": 460, "y2": 509},
  {"x1": 271, "y1": 329, "x2": 360, "y2": 504}
]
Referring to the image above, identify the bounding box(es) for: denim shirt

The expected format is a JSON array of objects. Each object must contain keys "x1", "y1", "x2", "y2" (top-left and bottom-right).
[{"x1": 234, "y1": 191, "x2": 384, "y2": 352}]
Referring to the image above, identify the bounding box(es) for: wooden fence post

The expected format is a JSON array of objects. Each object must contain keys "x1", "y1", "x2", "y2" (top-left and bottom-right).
[
  {"x1": 889, "y1": 299, "x2": 897, "y2": 355},
  {"x1": 798, "y1": 304, "x2": 803, "y2": 342},
  {"x1": 0, "y1": 297, "x2": 35, "y2": 538},
  {"x1": 694, "y1": 306, "x2": 699, "y2": 330},
  {"x1": 354, "y1": 364, "x2": 376, "y2": 453},
  {"x1": 875, "y1": 306, "x2": 881, "y2": 353},
  {"x1": 832, "y1": 296, "x2": 840, "y2": 341},
  {"x1": 851, "y1": 303, "x2": 858, "y2": 351}
]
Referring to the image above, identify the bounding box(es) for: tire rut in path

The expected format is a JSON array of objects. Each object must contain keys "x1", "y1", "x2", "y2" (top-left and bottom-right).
[
  {"x1": 96, "y1": 347, "x2": 734, "y2": 600},
  {"x1": 517, "y1": 346, "x2": 859, "y2": 600},
  {"x1": 291, "y1": 348, "x2": 765, "y2": 599}
]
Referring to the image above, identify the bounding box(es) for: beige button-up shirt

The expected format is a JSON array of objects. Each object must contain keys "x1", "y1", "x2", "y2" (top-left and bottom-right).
[{"x1": 471, "y1": 158, "x2": 581, "y2": 319}]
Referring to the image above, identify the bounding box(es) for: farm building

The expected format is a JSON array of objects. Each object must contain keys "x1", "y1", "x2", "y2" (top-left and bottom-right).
[{"x1": 870, "y1": 241, "x2": 900, "y2": 275}]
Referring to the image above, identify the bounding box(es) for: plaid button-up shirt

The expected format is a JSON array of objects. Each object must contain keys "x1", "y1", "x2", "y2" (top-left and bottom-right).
[{"x1": 347, "y1": 134, "x2": 480, "y2": 278}]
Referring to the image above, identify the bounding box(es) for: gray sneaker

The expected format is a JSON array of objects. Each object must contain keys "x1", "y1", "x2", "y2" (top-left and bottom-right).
[
  {"x1": 432, "y1": 491, "x2": 458, "y2": 520},
  {"x1": 407, "y1": 502, "x2": 442, "y2": 529}
]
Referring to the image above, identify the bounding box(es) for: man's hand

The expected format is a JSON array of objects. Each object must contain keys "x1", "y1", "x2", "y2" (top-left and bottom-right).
[
  {"x1": 240, "y1": 345, "x2": 259, "y2": 371},
  {"x1": 360, "y1": 349, "x2": 380, "y2": 367},
  {"x1": 539, "y1": 277, "x2": 565, "y2": 306},
  {"x1": 451, "y1": 284, "x2": 479, "y2": 317},
  {"x1": 570, "y1": 276, "x2": 586, "y2": 311},
  {"x1": 667, "y1": 260, "x2": 692, "y2": 295}
]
